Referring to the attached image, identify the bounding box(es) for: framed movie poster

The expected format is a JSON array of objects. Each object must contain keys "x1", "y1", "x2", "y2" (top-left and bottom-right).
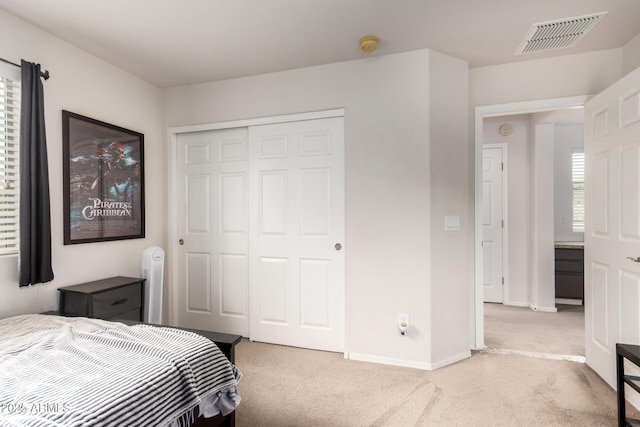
[{"x1": 62, "y1": 110, "x2": 145, "y2": 244}]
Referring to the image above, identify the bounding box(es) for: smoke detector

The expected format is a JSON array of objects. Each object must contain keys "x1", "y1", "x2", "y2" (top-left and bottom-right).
[
  {"x1": 515, "y1": 12, "x2": 607, "y2": 55},
  {"x1": 360, "y1": 36, "x2": 379, "y2": 53}
]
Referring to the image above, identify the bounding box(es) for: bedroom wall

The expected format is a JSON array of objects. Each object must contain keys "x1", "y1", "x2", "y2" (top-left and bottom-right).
[
  {"x1": 163, "y1": 49, "x2": 470, "y2": 369},
  {"x1": 622, "y1": 32, "x2": 640, "y2": 77},
  {"x1": 0, "y1": 9, "x2": 164, "y2": 318},
  {"x1": 428, "y1": 50, "x2": 470, "y2": 366},
  {"x1": 470, "y1": 49, "x2": 623, "y2": 107}
]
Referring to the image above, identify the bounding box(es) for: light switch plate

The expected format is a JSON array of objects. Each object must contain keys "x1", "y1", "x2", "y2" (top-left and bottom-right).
[{"x1": 445, "y1": 215, "x2": 461, "y2": 231}]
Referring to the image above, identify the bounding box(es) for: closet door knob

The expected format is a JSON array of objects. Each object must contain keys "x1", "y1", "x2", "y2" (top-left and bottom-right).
[
  {"x1": 335, "y1": 243, "x2": 342, "y2": 251},
  {"x1": 179, "y1": 239, "x2": 184, "y2": 245}
]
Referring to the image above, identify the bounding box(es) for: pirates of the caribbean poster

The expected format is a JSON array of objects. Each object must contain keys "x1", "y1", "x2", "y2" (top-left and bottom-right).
[{"x1": 62, "y1": 111, "x2": 145, "y2": 244}]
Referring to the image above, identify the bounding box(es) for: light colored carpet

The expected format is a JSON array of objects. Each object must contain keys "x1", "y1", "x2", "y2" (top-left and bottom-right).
[
  {"x1": 484, "y1": 303, "x2": 584, "y2": 356},
  {"x1": 233, "y1": 338, "x2": 635, "y2": 426}
]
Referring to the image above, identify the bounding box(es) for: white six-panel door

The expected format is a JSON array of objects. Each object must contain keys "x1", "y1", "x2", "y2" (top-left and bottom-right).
[
  {"x1": 482, "y1": 145, "x2": 505, "y2": 303},
  {"x1": 174, "y1": 116, "x2": 345, "y2": 353},
  {"x1": 175, "y1": 128, "x2": 250, "y2": 336},
  {"x1": 248, "y1": 117, "x2": 345, "y2": 352},
  {"x1": 585, "y1": 65, "x2": 640, "y2": 389}
]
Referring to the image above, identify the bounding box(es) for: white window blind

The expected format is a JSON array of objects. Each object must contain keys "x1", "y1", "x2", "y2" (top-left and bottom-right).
[
  {"x1": 572, "y1": 149, "x2": 585, "y2": 233},
  {"x1": 0, "y1": 66, "x2": 20, "y2": 255}
]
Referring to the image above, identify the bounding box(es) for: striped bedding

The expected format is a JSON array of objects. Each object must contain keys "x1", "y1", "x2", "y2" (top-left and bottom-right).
[{"x1": 0, "y1": 314, "x2": 241, "y2": 427}]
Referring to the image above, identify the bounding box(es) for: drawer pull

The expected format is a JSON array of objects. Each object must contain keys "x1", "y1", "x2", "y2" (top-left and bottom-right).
[{"x1": 110, "y1": 298, "x2": 128, "y2": 306}]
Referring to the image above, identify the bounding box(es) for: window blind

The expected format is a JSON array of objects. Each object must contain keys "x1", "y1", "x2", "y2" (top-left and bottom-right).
[
  {"x1": 572, "y1": 149, "x2": 585, "y2": 233},
  {"x1": 0, "y1": 67, "x2": 20, "y2": 255}
]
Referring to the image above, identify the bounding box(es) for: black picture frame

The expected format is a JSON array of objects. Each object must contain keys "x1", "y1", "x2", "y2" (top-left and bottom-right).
[{"x1": 62, "y1": 110, "x2": 145, "y2": 245}]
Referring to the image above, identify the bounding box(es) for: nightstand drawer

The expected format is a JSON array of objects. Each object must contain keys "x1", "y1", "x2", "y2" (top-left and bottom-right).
[{"x1": 93, "y1": 284, "x2": 142, "y2": 319}]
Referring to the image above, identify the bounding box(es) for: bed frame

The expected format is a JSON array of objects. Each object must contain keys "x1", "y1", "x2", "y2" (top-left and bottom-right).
[{"x1": 42, "y1": 312, "x2": 242, "y2": 427}]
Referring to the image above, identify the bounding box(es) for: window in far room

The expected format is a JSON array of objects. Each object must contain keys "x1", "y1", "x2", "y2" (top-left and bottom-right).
[
  {"x1": 0, "y1": 67, "x2": 20, "y2": 255},
  {"x1": 572, "y1": 149, "x2": 585, "y2": 233}
]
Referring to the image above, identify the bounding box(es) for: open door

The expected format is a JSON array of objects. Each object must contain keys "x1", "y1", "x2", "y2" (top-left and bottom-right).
[
  {"x1": 482, "y1": 145, "x2": 505, "y2": 303},
  {"x1": 584, "y1": 65, "x2": 640, "y2": 388}
]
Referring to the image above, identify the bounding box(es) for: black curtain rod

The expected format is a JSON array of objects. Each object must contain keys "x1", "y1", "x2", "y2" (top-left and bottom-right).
[{"x1": 0, "y1": 57, "x2": 50, "y2": 80}]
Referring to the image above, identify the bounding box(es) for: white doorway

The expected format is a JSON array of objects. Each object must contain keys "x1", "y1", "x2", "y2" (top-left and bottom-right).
[
  {"x1": 169, "y1": 110, "x2": 346, "y2": 353},
  {"x1": 482, "y1": 144, "x2": 507, "y2": 304},
  {"x1": 474, "y1": 96, "x2": 590, "y2": 349}
]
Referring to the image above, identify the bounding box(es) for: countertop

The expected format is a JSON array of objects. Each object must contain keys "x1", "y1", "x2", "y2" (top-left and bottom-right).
[{"x1": 555, "y1": 242, "x2": 584, "y2": 249}]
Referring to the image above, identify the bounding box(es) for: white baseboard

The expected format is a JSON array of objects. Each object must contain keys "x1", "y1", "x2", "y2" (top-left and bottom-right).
[
  {"x1": 346, "y1": 350, "x2": 471, "y2": 371},
  {"x1": 504, "y1": 301, "x2": 529, "y2": 307},
  {"x1": 530, "y1": 305, "x2": 558, "y2": 313},
  {"x1": 429, "y1": 350, "x2": 472, "y2": 370},
  {"x1": 555, "y1": 298, "x2": 583, "y2": 305}
]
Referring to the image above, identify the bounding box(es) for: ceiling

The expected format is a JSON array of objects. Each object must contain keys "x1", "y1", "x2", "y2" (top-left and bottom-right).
[{"x1": 0, "y1": 0, "x2": 639, "y2": 88}]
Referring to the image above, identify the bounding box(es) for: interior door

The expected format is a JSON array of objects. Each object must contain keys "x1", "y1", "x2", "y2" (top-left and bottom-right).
[
  {"x1": 585, "y1": 65, "x2": 640, "y2": 388},
  {"x1": 482, "y1": 145, "x2": 505, "y2": 303},
  {"x1": 175, "y1": 128, "x2": 249, "y2": 336},
  {"x1": 248, "y1": 117, "x2": 345, "y2": 352}
]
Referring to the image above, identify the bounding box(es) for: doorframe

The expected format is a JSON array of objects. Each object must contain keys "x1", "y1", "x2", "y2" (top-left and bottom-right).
[
  {"x1": 482, "y1": 142, "x2": 509, "y2": 305},
  {"x1": 166, "y1": 108, "x2": 345, "y2": 326},
  {"x1": 473, "y1": 96, "x2": 591, "y2": 349}
]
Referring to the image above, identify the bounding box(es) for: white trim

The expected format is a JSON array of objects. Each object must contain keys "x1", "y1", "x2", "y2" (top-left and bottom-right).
[
  {"x1": 168, "y1": 108, "x2": 346, "y2": 134},
  {"x1": 473, "y1": 95, "x2": 592, "y2": 350},
  {"x1": 166, "y1": 128, "x2": 179, "y2": 326},
  {"x1": 530, "y1": 305, "x2": 558, "y2": 313},
  {"x1": 505, "y1": 301, "x2": 530, "y2": 307},
  {"x1": 482, "y1": 143, "x2": 509, "y2": 304},
  {"x1": 0, "y1": 62, "x2": 20, "y2": 81},
  {"x1": 483, "y1": 347, "x2": 585, "y2": 363},
  {"x1": 347, "y1": 350, "x2": 471, "y2": 371}
]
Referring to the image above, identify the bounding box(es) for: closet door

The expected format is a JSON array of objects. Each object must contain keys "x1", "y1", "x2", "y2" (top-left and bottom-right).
[
  {"x1": 175, "y1": 128, "x2": 249, "y2": 336},
  {"x1": 248, "y1": 117, "x2": 345, "y2": 352}
]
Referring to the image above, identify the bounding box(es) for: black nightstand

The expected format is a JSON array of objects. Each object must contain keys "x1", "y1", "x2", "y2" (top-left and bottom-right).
[{"x1": 58, "y1": 276, "x2": 146, "y2": 321}]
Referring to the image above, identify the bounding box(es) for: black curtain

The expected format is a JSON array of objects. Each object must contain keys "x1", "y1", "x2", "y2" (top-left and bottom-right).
[{"x1": 19, "y1": 60, "x2": 53, "y2": 286}]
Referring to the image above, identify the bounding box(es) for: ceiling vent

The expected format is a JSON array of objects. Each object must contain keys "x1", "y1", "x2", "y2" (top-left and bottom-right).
[{"x1": 515, "y1": 12, "x2": 607, "y2": 55}]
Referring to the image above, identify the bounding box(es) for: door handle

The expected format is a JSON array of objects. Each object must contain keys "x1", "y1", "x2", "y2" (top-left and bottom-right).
[
  {"x1": 627, "y1": 256, "x2": 640, "y2": 263},
  {"x1": 179, "y1": 239, "x2": 184, "y2": 245},
  {"x1": 335, "y1": 243, "x2": 342, "y2": 251}
]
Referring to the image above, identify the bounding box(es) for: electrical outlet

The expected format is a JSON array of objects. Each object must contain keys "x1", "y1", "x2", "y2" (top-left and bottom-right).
[
  {"x1": 398, "y1": 313, "x2": 409, "y2": 327},
  {"x1": 398, "y1": 313, "x2": 410, "y2": 335}
]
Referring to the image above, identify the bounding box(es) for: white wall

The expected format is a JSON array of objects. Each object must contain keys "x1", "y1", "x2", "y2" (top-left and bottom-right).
[
  {"x1": 483, "y1": 116, "x2": 532, "y2": 305},
  {"x1": 554, "y1": 124, "x2": 584, "y2": 242},
  {"x1": 0, "y1": 9, "x2": 164, "y2": 318},
  {"x1": 163, "y1": 49, "x2": 470, "y2": 369},
  {"x1": 622, "y1": 32, "x2": 640, "y2": 77},
  {"x1": 531, "y1": 123, "x2": 556, "y2": 311},
  {"x1": 470, "y1": 49, "x2": 622, "y2": 107},
  {"x1": 428, "y1": 51, "x2": 471, "y2": 366}
]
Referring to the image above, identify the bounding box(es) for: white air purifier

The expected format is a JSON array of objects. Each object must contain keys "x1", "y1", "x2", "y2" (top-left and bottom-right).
[{"x1": 141, "y1": 246, "x2": 164, "y2": 324}]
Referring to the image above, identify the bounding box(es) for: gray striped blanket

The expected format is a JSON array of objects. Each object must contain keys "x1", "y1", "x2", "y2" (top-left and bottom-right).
[{"x1": 0, "y1": 314, "x2": 241, "y2": 427}]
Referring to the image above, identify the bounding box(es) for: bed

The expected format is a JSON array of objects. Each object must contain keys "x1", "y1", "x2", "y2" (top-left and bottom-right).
[{"x1": 0, "y1": 314, "x2": 242, "y2": 427}]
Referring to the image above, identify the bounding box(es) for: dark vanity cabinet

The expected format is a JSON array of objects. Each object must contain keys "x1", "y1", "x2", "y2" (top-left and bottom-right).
[{"x1": 554, "y1": 244, "x2": 584, "y2": 302}]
